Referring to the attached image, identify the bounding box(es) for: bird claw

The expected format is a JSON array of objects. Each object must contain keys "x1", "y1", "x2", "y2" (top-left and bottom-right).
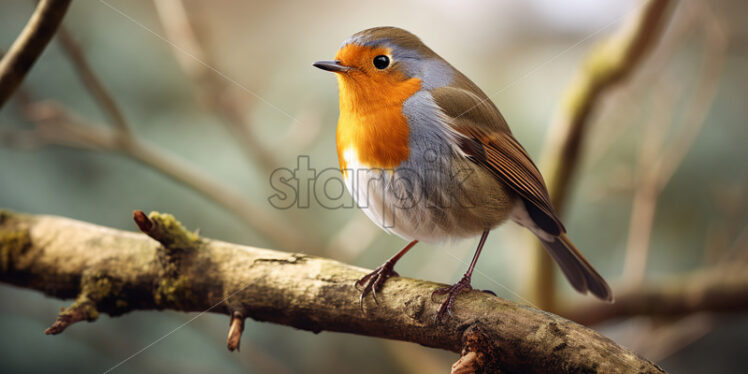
[
  {"x1": 432, "y1": 276, "x2": 473, "y2": 322},
  {"x1": 356, "y1": 263, "x2": 398, "y2": 311}
]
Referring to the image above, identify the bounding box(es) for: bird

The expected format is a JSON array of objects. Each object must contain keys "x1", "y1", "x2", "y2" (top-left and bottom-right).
[{"x1": 313, "y1": 26, "x2": 612, "y2": 320}]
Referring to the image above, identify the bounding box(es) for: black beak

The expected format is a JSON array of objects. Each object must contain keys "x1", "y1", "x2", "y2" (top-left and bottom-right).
[{"x1": 313, "y1": 60, "x2": 351, "y2": 73}]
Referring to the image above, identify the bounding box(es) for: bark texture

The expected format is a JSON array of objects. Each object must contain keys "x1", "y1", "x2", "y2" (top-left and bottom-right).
[{"x1": 0, "y1": 210, "x2": 665, "y2": 373}]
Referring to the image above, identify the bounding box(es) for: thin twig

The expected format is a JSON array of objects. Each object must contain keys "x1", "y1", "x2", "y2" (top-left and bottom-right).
[{"x1": 227, "y1": 311, "x2": 245, "y2": 352}]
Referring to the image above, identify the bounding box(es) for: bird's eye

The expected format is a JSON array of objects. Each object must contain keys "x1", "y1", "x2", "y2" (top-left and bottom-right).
[{"x1": 373, "y1": 55, "x2": 390, "y2": 69}]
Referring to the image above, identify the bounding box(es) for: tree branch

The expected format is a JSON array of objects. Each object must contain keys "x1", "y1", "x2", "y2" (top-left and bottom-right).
[
  {"x1": 528, "y1": 0, "x2": 673, "y2": 310},
  {"x1": 153, "y1": 0, "x2": 278, "y2": 171},
  {"x1": 621, "y1": 3, "x2": 727, "y2": 285},
  {"x1": 0, "y1": 209, "x2": 665, "y2": 373},
  {"x1": 3, "y1": 101, "x2": 313, "y2": 250},
  {"x1": 563, "y1": 264, "x2": 748, "y2": 326},
  {"x1": 43, "y1": 30, "x2": 323, "y2": 251},
  {"x1": 0, "y1": 0, "x2": 72, "y2": 109}
]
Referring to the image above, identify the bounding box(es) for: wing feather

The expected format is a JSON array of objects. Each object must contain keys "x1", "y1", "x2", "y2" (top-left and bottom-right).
[{"x1": 431, "y1": 86, "x2": 564, "y2": 235}]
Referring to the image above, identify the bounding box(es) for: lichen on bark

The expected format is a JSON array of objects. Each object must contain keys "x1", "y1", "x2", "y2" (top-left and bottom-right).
[{"x1": 0, "y1": 210, "x2": 666, "y2": 373}]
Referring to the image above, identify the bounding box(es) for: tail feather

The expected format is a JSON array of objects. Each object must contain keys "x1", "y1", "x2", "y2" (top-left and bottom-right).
[{"x1": 539, "y1": 234, "x2": 613, "y2": 302}]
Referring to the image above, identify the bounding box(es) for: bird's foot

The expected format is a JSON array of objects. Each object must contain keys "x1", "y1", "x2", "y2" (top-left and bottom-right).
[
  {"x1": 432, "y1": 275, "x2": 473, "y2": 322},
  {"x1": 355, "y1": 262, "x2": 399, "y2": 308}
]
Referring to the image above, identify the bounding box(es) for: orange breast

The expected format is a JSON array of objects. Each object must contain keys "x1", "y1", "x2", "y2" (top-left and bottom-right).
[{"x1": 335, "y1": 73, "x2": 422, "y2": 173}]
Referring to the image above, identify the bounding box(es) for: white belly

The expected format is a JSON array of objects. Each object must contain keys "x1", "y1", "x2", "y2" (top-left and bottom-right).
[
  {"x1": 341, "y1": 147, "x2": 492, "y2": 243},
  {"x1": 341, "y1": 147, "x2": 402, "y2": 236}
]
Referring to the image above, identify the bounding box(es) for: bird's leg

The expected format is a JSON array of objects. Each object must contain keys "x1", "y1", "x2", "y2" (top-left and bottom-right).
[
  {"x1": 356, "y1": 240, "x2": 418, "y2": 306},
  {"x1": 432, "y1": 230, "x2": 490, "y2": 322}
]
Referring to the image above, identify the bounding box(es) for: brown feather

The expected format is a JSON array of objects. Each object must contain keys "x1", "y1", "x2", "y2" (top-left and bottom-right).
[
  {"x1": 432, "y1": 86, "x2": 564, "y2": 235},
  {"x1": 542, "y1": 234, "x2": 613, "y2": 301},
  {"x1": 432, "y1": 86, "x2": 612, "y2": 301}
]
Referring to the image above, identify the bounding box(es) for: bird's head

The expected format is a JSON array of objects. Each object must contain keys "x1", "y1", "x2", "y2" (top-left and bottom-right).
[{"x1": 314, "y1": 27, "x2": 454, "y2": 108}]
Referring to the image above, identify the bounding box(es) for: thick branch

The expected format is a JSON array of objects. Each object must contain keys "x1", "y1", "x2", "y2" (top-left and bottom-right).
[
  {"x1": 0, "y1": 209, "x2": 664, "y2": 373},
  {"x1": 528, "y1": 0, "x2": 673, "y2": 310},
  {"x1": 0, "y1": 0, "x2": 72, "y2": 109}
]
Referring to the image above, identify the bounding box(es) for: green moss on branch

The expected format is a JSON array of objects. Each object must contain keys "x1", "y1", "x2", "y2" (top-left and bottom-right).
[{"x1": 0, "y1": 210, "x2": 666, "y2": 373}]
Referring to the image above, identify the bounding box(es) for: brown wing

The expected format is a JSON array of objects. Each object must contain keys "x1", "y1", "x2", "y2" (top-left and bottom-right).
[{"x1": 431, "y1": 86, "x2": 565, "y2": 235}]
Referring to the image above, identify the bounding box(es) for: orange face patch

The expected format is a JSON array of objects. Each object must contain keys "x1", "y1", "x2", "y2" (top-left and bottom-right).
[{"x1": 333, "y1": 44, "x2": 422, "y2": 172}]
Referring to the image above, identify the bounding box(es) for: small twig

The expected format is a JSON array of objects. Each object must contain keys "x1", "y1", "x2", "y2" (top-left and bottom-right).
[
  {"x1": 133, "y1": 210, "x2": 200, "y2": 251},
  {"x1": 44, "y1": 295, "x2": 98, "y2": 335},
  {"x1": 227, "y1": 311, "x2": 246, "y2": 352},
  {"x1": 0, "y1": 0, "x2": 72, "y2": 108},
  {"x1": 133, "y1": 209, "x2": 153, "y2": 233}
]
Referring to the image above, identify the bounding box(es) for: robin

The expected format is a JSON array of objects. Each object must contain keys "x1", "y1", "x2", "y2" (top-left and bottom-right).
[{"x1": 314, "y1": 26, "x2": 612, "y2": 320}]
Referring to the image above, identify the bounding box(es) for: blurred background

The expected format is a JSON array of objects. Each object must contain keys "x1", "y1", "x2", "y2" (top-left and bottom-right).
[{"x1": 1, "y1": 0, "x2": 746, "y2": 373}]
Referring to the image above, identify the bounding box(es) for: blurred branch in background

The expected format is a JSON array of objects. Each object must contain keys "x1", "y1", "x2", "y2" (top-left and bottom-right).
[
  {"x1": 1, "y1": 26, "x2": 322, "y2": 251},
  {"x1": 0, "y1": 209, "x2": 667, "y2": 374},
  {"x1": 540, "y1": 1, "x2": 737, "y2": 362},
  {"x1": 0, "y1": 0, "x2": 71, "y2": 108},
  {"x1": 622, "y1": 2, "x2": 727, "y2": 285},
  {"x1": 1, "y1": 99, "x2": 305, "y2": 251},
  {"x1": 583, "y1": 0, "x2": 703, "y2": 168},
  {"x1": 153, "y1": 0, "x2": 278, "y2": 172},
  {"x1": 157, "y1": 0, "x2": 382, "y2": 260},
  {"x1": 565, "y1": 262, "x2": 748, "y2": 325},
  {"x1": 528, "y1": 0, "x2": 673, "y2": 311},
  {"x1": 152, "y1": 0, "x2": 333, "y2": 253},
  {"x1": 557, "y1": 3, "x2": 736, "y2": 362},
  {"x1": 559, "y1": 0, "x2": 731, "y2": 318}
]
